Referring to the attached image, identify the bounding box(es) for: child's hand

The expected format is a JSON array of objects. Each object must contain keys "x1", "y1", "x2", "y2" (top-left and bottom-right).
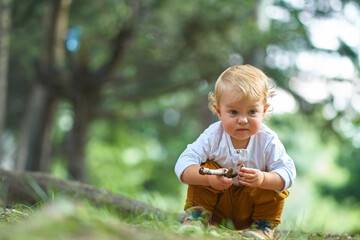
[
  {"x1": 237, "y1": 167, "x2": 264, "y2": 187},
  {"x1": 208, "y1": 175, "x2": 233, "y2": 190}
]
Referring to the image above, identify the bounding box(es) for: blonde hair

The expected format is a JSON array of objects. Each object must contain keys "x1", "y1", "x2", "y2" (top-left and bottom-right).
[{"x1": 208, "y1": 64, "x2": 275, "y2": 114}]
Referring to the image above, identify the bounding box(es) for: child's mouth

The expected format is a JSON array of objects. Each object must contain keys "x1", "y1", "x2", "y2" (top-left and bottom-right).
[{"x1": 237, "y1": 128, "x2": 248, "y2": 131}]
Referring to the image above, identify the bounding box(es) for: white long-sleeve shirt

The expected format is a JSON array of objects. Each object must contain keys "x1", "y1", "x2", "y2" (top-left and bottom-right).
[{"x1": 175, "y1": 121, "x2": 296, "y2": 192}]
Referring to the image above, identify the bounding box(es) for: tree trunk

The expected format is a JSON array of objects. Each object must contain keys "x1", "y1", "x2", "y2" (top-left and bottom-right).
[
  {"x1": 66, "y1": 94, "x2": 94, "y2": 182},
  {"x1": 41, "y1": 0, "x2": 71, "y2": 67},
  {"x1": 0, "y1": 0, "x2": 11, "y2": 139},
  {"x1": 17, "y1": 0, "x2": 71, "y2": 172},
  {"x1": 0, "y1": 168, "x2": 161, "y2": 217},
  {"x1": 64, "y1": 0, "x2": 138, "y2": 182},
  {"x1": 16, "y1": 84, "x2": 57, "y2": 172}
]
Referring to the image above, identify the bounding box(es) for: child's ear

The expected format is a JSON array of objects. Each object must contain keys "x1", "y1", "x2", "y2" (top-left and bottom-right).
[
  {"x1": 263, "y1": 103, "x2": 270, "y2": 116},
  {"x1": 213, "y1": 103, "x2": 221, "y2": 119}
]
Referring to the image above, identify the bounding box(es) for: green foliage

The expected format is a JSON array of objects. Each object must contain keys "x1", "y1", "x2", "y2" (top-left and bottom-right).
[
  {"x1": 320, "y1": 143, "x2": 360, "y2": 203},
  {"x1": 1, "y1": 199, "x2": 359, "y2": 239},
  {"x1": 85, "y1": 113, "x2": 199, "y2": 205}
]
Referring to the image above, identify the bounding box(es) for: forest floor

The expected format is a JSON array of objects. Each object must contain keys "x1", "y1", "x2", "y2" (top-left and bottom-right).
[{"x1": 0, "y1": 199, "x2": 359, "y2": 240}]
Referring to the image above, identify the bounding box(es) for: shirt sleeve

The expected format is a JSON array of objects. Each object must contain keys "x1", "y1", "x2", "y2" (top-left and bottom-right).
[
  {"x1": 174, "y1": 127, "x2": 213, "y2": 183},
  {"x1": 265, "y1": 135, "x2": 296, "y2": 192}
]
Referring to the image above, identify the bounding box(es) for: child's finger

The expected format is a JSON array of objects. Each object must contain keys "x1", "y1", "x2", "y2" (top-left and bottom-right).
[
  {"x1": 239, "y1": 170, "x2": 253, "y2": 178},
  {"x1": 241, "y1": 167, "x2": 258, "y2": 174}
]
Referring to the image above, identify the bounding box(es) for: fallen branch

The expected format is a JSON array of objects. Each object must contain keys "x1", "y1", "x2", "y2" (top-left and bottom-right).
[
  {"x1": 0, "y1": 169, "x2": 161, "y2": 217},
  {"x1": 199, "y1": 164, "x2": 245, "y2": 178}
]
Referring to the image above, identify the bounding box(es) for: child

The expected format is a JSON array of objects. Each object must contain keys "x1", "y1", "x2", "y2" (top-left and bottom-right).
[{"x1": 175, "y1": 64, "x2": 296, "y2": 239}]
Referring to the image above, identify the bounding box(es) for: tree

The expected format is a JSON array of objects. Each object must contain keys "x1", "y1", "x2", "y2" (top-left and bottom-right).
[
  {"x1": 0, "y1": 0, "x2": 11, "y2": 140},
  {"x1": 17, "y1": 0, "x2": 72, "y2": 175},
  {"x1": 15, "y1": 0, "x2": 139, "y2": 181}
]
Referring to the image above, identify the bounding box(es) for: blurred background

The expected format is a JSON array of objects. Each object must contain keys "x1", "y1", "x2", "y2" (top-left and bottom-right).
[{"x1": 0, "y1": 0, "x2": 360, "y2": 234}]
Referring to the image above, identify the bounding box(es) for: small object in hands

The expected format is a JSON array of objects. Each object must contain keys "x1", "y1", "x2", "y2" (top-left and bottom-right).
[{"x1": 199, "y1": 164, "x2": 245, "y2": 178}]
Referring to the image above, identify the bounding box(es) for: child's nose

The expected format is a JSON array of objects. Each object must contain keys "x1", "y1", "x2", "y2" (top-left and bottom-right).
[{"x1": 237, "y1": 115, "x2": 248, "y2": 124}]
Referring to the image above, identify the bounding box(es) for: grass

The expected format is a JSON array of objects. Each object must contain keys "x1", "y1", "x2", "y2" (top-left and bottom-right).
[
  {"x1": 0, "y1": 204, "x2": 31, "y2": 224},
  {"x1": 1, "y1": 198, "x2": 360, "y2": 240}
]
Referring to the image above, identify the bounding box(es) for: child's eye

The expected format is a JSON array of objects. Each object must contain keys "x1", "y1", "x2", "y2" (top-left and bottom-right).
[
  {"x1": 248, "y1": 110, "x2": 257, "y2": 115},
  {"x1": 230, "y1": 110, "x2": 238, "y2": 115}
]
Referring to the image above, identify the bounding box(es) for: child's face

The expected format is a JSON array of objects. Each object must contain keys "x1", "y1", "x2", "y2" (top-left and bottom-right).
[{"x1": 213, "y1": 90, "x2": 269, "y2": 149}]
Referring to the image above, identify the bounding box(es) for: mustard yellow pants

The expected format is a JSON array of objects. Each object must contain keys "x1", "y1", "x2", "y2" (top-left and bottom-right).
[{"x1": 184, "y1": 160, "x2": 289, "y2": 230}]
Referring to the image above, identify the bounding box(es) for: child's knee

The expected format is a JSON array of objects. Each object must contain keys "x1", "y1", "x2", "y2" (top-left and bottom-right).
[
  {"x1": 185, "y1": 184, "x2": 224, "y2": 212},
  {"x1": 253, "y1": 188, "x2": 289, "y2": 204},
  {"x1": 251, "y1": 189, "x2": 289, "y2": 226}
]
